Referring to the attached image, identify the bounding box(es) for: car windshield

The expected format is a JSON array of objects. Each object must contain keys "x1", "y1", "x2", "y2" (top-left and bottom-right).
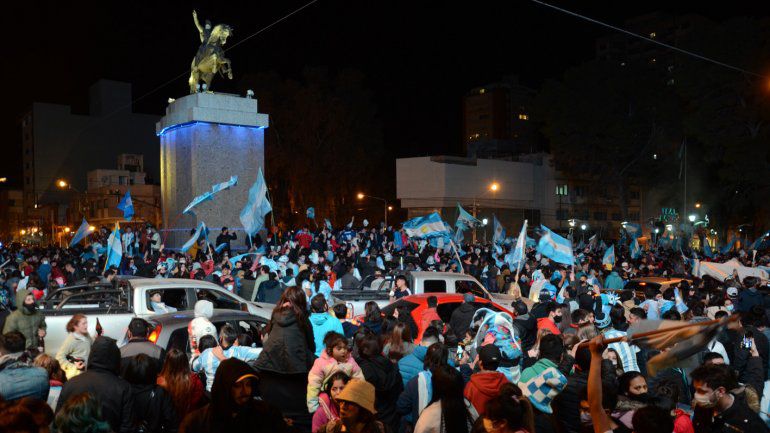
[{"x1": 624, "y1": 281, "x2": 662, "y2": 292}]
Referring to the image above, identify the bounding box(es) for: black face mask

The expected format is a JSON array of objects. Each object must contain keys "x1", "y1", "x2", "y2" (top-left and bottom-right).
[
  {"x1": 554, "y1": 314, "x2": 563, "y2": 323},
  {"x1": 629, "y1": 392, "x2": 650, "y2": 403},
  {"x1": 23, "y1": 303, "x2": 36, "y2": 313}
]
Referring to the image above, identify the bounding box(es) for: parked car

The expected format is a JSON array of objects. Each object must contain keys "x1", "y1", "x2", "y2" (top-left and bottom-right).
[
  {"x1": 369, "y1": 293, "x2": 514, "y2": 343},
  {"x1": 40, "y1": 277, "x2": 273, "y2": 355}
]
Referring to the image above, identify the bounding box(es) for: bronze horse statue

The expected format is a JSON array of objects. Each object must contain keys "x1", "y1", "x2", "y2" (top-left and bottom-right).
[{"x1": 189, "y1": 10, "x2": 233, "y2": 94}]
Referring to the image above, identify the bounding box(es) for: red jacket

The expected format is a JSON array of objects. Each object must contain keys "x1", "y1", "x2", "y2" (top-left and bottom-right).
[
  {"x1": 419, "y1": 308, "x2": 441, "y2": 339},
  {"x1": 464, "y1": 371, "x2": 509, "y2": 416},
  {"x1": 537, "y1": 317, "x2": 562, "y2": 335},
  {"x1": 296, "y1": 231, "x2": 312, "y2": 249}
]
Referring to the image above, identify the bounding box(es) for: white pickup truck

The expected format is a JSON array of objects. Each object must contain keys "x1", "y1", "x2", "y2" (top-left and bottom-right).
[
  {"x1": 40, "y1": 277, "x2": 273, "y2": 355},
  {"x1": 332, "y1": 271, "x2": 516, "y2": 317}
]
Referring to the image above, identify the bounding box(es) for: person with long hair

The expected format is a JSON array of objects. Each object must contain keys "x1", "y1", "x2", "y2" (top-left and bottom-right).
[
  {"x1": 362, "y1": 301, "x2": 384, "y2": 335},
  {"x1": 318, "y1": 379, "x2": 385, "y2": 433},
  {"x1": 158, "y1": 348, "x2": 205, "y2": 418},
  {"x1": 255, "y1": 286, "x2": 316, "y2": 431},
  {"x1": 480, "y1": 383, "x2": 535, "y2": 433},
  {"x1": 383, "y1": 322, "x2": 415, "y2": 361},
  {"x1": 122, "y1": 353, "x2": 178, "y2": 432},
  {"x1": 355, "y1": 332, "x2": 403, "y2": 433},
  {"x1": 55, "y1": 393, "x2": 113, "y2": 433},
  {"x1": 55, "y1": 314, "x2": 93, "y2": 379},
  {"x1": 414, "y1": 364, "x2": 478, "y2": 433},
  {"x1": 34, "y1": 353, "x2": 68, "y2": 410},
  {"x1": 312, "y1": 371, "x2": 351, "y2": 432}
]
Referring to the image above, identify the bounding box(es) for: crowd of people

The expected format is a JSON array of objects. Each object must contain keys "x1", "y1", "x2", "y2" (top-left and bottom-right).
[{"x1": 0, "y1": 219, "x2": 769, "y2": 433}]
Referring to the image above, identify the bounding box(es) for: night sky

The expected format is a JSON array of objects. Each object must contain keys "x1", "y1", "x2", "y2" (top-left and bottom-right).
[{"x1": 3, "y1": 0, "x2": 770, "y2": 188}]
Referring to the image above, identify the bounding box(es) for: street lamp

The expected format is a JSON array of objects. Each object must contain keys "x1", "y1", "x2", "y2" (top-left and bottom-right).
[
  {"x1": 580, "y1": 224, "x2": 587, "y2": 231},
  {"x1": 57, "y1": 179, "x2": 68, "y2": 189},
  {"x1": 88, "y1": 226, "x2": 95, "y2": 232},
  {"x1": 20, "y1": 229, "x2": 25, "y2": 235},
  {"x1": 0, "y1": 177, "x2": 7, "y2": 183},
  {"x1": 357, "y1": 193, "x2": 388, "y2": 227},
  {"x1": 688, "y1": 214, "x2": 696, "y2": 222},
  {"x1": 64, "y1": 227, "x2": 71, "y2": 233},
  {"x1": 482, "y1": 218, "x2": 489, "y2": 226},
  {"x1": 695, "y1": 202, "x2": 701, "y2": 209},
  {"x1": 387, "y1": 206, "x2": 393, "y2": 211},
  {"x1": 489, "y1": 182, "x2": 499, "y2": 192}
]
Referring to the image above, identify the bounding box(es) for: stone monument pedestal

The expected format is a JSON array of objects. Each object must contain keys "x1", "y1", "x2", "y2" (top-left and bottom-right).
[{"x1": 157, "y1": 92, "x2": 269, "y2": 250}]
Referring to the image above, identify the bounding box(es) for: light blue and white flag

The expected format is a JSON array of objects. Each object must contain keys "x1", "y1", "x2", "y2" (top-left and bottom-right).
[
  {"x1": 325, "y1": 219, "x2": 333, "y2": 231},
  {"x1": 69, "y1": 219, "x2": 92, "y2": 247},
  {"x1": 403, "y1": 212, "x2": 450, "y2": 239},
  {"x1": 624, "y1": 223, "x2": 642, "y2": 239},
  {"x1": 536, "y1": 225, "x2": 575, "y2": 266},
  {"x1": 393, "y1": 230, "x2": 405, "y2": 250},
  {"x1": 104, "y1": 222, "x2": 122, "y2": 270},
  {"x1": 210, "y1": 175, "x2": 238, "y2": 195},
  {"x1": 456, "y1": 203, "x2": 481, "y2": 229},
  {"x1": 720, "y1": 237, "x2": 736, "y2": 255},
  {"x1": 703, "y1": 239, "x2": 714, "y2": 258},
  {"x1": 507, "y1": 220, "x2": 528, "y2": 271},
  {"x1": 526, "y1": 236, "x2": 536, "y2": 248},
  {"x1": 750, "y1": 235, "x2": 765, "y2": 251},
  {"x1": 603, "y1": 244, "x2": 616, "y2": 267},
  {"x1": 117, "y1": 191, "x2": 134, "y2": 221},
  {"x1": 214, "y1": 243, "x2": 228, "y2": 254},
  {"x1": 229, "y1": 252, "x2": 258, "y2": 268},
  {"x1": 630, "y1": 238, "x2": 641, "y2": 259},
  {"x1": 239, "y1": 168, "x2": 272, "y2": 237},
  {"x1": 181, "y1": 222, "x2": 207, "y2": 253},
  {"x1": 492, "y1": 214, "x2": 506, "y2": 244},
  {"x1": 306, "y1": 207, "x2": 315, "y2": 219},
  {"x1": 588, "y1": 234, "x2": 598, "y2": 250}
]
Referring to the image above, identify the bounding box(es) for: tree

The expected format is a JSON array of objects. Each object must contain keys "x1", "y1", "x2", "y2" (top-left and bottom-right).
[
  {"x1": 239, "y1": 68, "x2": 385, "y2": 226},
  {"x1": 535, "y1": 60, "x2": 682, "y2": 219}
]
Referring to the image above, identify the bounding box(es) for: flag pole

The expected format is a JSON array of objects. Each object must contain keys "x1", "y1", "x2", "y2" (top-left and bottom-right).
[{"x1": 449, "y1": 240, "x2": 464, "y2": 270}]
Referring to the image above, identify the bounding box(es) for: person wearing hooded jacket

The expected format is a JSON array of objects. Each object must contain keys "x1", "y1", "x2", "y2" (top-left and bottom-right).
[
  {"x1": 449, "y1": 294, "x2": 478, "y2": 341},
  {"x1": 355, "y1": 332, "x2": 403, "y2": 433},
  {"x1": 188, "y1": 300, "x2": 217, "y2": 355},
  {"x1": 180, "y1": 358, "x2": 288, "y2": 433},
  {"x1": 56, "y1": 336, "x2": 134, "y2": 433},
  {"x1": 309, "y1": 294, "x2": 345, "y2": 357},
  {"x1": 3, "y1": 289, "x2": 46, "y2": 351},
  {"x1": 463, "y1": 344, "x2": 509, "y2": 417}
]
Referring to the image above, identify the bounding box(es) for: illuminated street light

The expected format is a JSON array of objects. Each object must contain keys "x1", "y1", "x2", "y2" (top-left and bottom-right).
[
  {"x1": 489, "y1": 182, "x2": 499, "y2": 192},
  {"x1": 695, "y1": 203, "x2": 701, "y2": 209},
  {"x1": 654, "y1": 228, "x2": 660, "y2": 234},
  {"x1": 356, "y1": 193, "x2": 364, "y2": 200},
  {"x1": 666, "y1": 224, "x2": 673, "y2": 231},
  {"x1": 688, "y1": 214, "x2": 696, "y2": 222},
  {"x1": 0, "y1": 177, "x2": 7, "y2": 182},
  {"x1": 580, "y1": 224, "x2": 587, "y2": 231},
  {"x1": 387, "y1": 206, "x2": 393, "y2": 211},
  {"x1": 88, "y1": 226, "x2": 95, "y2": 232},
  {"x1": 20, "y1": 229, "x2": 26, "y2": 235},
  {"x1": 64, "y1": 227, "x2": 71, "y2": 233},
  {"x1": 482, "y1": 218, "x2": 489, "y2": 226},
  {"x1": 57, "y1": 179, "x2": 68, "y2": 189}
]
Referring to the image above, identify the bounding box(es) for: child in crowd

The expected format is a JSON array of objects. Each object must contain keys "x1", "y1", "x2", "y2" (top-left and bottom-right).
[
  {"x1": 311, "y1": 371, "x2": 350, "y2": 432},
  {"x1": 307, "y1": 331, "x2": 365, "y2": 412}
]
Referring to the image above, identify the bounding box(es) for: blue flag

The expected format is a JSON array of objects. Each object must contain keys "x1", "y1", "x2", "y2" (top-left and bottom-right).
[
  {"x1": 403, "y1": 213, "x2": 450, "y2": 239},
  {"x1": 624, "y1": 223, "x2": 642, "y2": 239},
  {"x1": 630, "y1": 238, "x2": 641, "y2": 259},
  {"x1": 536, "y1": 225, "x2": 575, "y2": 266},
  {"x1": 306, "y1": 207, "x2": 315, "y2": 219},
  {"x1": 454, "y1": 225, "x2": 465, "y2": 244},
  {"x1": 104, "y1": 222, "x2": 122, "y2": 270},
  {"x1": 117, "y1": 191, "x2": 134, "y2": 221},
  {"x1": 69, "y1": 219, "x2": 92, "y2": 247},
  {"x1": 603, "y1": 244, "x2": 615, "y2": 267},
  {"x1": 229, "y1": 252, "x2": 258, "y2": 268},
  {"x1": 214, "y1": 243, "x2": 228, "y2": 254},
  {"x1": 456, "y1": 203, "x2": 481, "y2": 229},
  {"x1": 507, "y1": 220, "x2": 528, "y2": 271},
  {"x1": 181, "y1": 222, "x2": 207, "y2": 253},
  {"x1": 239, "y1": 168, "x2": 272, "y2": 237},
  {"x1": 393, "y1": 230, "x2": 404, "y2": 250},
  {"x1": 703, "y1": 240, "x2": 714, "y2": 258},
  {"x1": 183, "y1": 175, "x2": 238, "y2": 215},
  {"x1": 720, "y1": 237, "x2": 736, "y2": 255},
  {"x1": 210, "y1": 176, "x2": 238, "y2": 195},
  {"x1": 325, "y1": 219, "x2": 333, "y2": 231},
  {"x1": 492, "y1": 214, "x2": 506, "y2": 244}
]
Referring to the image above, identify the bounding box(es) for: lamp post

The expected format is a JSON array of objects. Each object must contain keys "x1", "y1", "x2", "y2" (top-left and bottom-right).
[
  {"x1": 357, "y1": 193, "x2": 388, "y2": 227},
  {"x1": 472, "y1": 182, "x2": 501, "y2": 243}
]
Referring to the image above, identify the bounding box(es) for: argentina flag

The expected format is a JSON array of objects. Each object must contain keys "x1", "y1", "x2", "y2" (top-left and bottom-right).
[
  {"x1": 603, "y1": 244, "x2": 616, "y2": 267},
  {"x1": 507, "y1": 220, "x2": 528, "y2": 271},
  {"x1": 456, "y1": 203, "x2": 481, "y2": 228},
  {"x1": 492, "y1": 214, "x2": 506, "y2": 244},
  {"x1": 104, "y1": 222, "x2": 122, "y2": 270},
  {"x1": 117, "y1": 191, "x2": 134, "y2": 221},
  {"x1": 403, "y1": 212, "x2": 450, "y2": 239},
  {"x1": 536, "y1": 225, "x2": 575, "y2": 266},
  {"x1": 630, "y1": 238, "x2": 641, "y2": 259}
]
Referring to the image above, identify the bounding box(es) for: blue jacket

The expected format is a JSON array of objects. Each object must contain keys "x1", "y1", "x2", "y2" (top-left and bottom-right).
[
  {"x1": 398, "y1": 345, "x2": 428, "y2": 386},
  {"x1": 37, "y1": 263, "x2": 52, "y2": 286},
  {"x1": 604, "y1": 272, "x2": 624, "y2": 290},
  {"x1": 0, "y1": 355, "x2": 49, "y2": 402},
  {"x1": 736, "y1": 288, "x2": 764, "y2": 314},
  {"x1": 310, "y1": 312, "x2": 344, "y2": 357}
]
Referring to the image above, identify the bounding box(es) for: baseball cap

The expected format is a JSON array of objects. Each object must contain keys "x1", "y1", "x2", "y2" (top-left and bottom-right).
[
  {"x1": 478, "y1": 344, "x2": 502, "y2": 366},
  {"x1": 727, "y1": 287, "x2": 739, "y2": 298}
]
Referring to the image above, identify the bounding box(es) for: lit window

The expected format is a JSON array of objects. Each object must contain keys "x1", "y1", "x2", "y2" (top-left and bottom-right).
[
  {"x1": 651, "y1": 58, "x2": 657, "y2": 63},
  {"x1": 479, "y1": 88, "x2": 486, "y2": 94},
  {"x1": 555, "y1": 185, "x2": 568, "y2": 196},
  {"x1": 650, "y1": 32, "x2": 656, "y2": 38},
  {"x1": 518, "y1": 114, "x2": 529, "y2": 120}
]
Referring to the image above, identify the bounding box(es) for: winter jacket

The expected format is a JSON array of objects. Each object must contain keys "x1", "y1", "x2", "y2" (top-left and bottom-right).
[
  {"x1": 57, "y1": 336, "x2": 135, "y2": 433},
  {"x1": 55, "y1": 332, "x2": 93, "y2": 378},
  {"x1": 553, "y1": 359, "x2": 617, "y2": 433},
  {"x1": 180, "y1": 359, "x2": 289, "y2": 433},
  {"x1": 255, "y1": 309, "x2": 315, "y2": 374},
  {"x1": 604, "y1": 272, "x2": 624, "y2": 290},
  {"x1": 514, "y1": 314, "x2": 538, "y2": 352},
  {"x1": 358, "y1": 355, "x2": 404, "y2": 433},
  {"x1": 120, "y1": 337, "x2": 165, "y2": 374},
  {"x1": 398, "y1": 345, "x2": 428, "y2": 386},
  {"x1": 311, "y1": 392, "x2": 339, "y2": 432},
  {"x1": 362, "y1": 318, "x2": 384, "y2": 336},
  {"x1": 419, "y1": 308, "x2": 441, "y2": 339},
  {"x1": 736, "y1": 288, "x2": 765, "y2": 314},
  {"x1": 414, "y1": 400, "x2": 478, "y2": 433},
  {"x1": 449, "y1": 303, "x2": 477, "y2": 340},
  {"x1": 257, "y1": 280, "x2": 283, "y2": 304},
  {"x1": 129, "y1": 383, "x2": 178, "y2": 433},
  {"x1": 0, "y1": 353, "x2": 49, "y2": 402},
  {"x1": 397, "y1": 370, "x2": 433, "y2": 425},
  {"x1": 463, "y1": 371, "x2": 509, "y2": 416},
  {"x1": 310, "y1": 312, "x2": 345, "y2": 357},
  {"x1": 188, "y1": 300, "x2": 217, "y2": 353},
  {"x1": 3, "y1": 289, "x2": 46, "y2": 349},
  {"x1": 307, "y1": 351, "x2": 365, "y2": 412}
]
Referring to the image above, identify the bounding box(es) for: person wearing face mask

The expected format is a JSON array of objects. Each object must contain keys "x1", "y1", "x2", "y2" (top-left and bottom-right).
[
  {"x1": 537, "y1": 302, "x2": 563, "y2": 335},
  {"x1": 690, "y1": 363, "x2": 768, "y2": 433},
  {"x1": 612, "y1": 372, "x2": 649, "y2": 431},
  {"x1": 3, "y1": 289, "x2": 46, "y2": 352}
]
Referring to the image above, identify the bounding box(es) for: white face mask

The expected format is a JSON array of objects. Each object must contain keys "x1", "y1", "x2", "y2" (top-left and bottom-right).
[
  {"x1": 580, "y1": 412, "x2": 592, "y2": 424},
  {"x1": 692, "y1": 391, "x2": 717, "y2": 408}
]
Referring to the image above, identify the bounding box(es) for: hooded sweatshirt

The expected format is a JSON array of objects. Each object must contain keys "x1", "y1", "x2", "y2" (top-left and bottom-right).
[
  {"x1": 3, "y1": 289, "x2": 46, "y2": 349},
  {"x1": 180, "y1": 358, "x2": 288, "y2": 433},
  {"x1": 188, "y1": 300, "x2": 217, "y2": 353},
  {"x1": 463, "y1": 371, "x2": 509, "y2": 416},
  {"x1": 309, "y1": 312, "x2": 344, "y2": 357},
  {"x1": 56, "y1": 336, "x2": 134, "y2": 433}
]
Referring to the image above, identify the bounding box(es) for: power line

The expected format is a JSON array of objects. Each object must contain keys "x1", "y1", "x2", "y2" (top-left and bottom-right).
[{"x1": 527, "y1": 0, "x2": 768, "y2": 79}]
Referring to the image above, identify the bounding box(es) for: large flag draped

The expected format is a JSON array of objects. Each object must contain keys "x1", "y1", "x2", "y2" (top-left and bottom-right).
[
  {"x1": 183, "y1": 175, "x2": 238, "y2": 215},
  {"x1": 403, "y1": 213, "x2": 450, "y2": 239},
  {"x1": 70, "y1": 219, "x2": 92, "y2": 247},
  {"x1": 456, "y1": 203, "x2": 481, "y2": 229},
  {"x1": 536, "y1": 225, "x2": 575, "y2": 266},
  {"x1": 239, "y1": 168, "x2": 272, "y2": 237},
  {"x1": 492, "y1": 214, "x2": 506, "y2": 244},
  {"x1": 117, "y1": 191, "x2": 134, "y2": 221},
  {"x1": 603, "y1": 244, "x2": 616, "y2": 268},
  {"x1": 104, "y1": 222, "x2": 122, "y2": 269},
  {"x1": 181, "y1": 222, "x2": 207, "y2": 253}
]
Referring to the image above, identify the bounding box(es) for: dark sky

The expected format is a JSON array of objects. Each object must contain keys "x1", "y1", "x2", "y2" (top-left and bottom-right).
[{"x1": 3, "y1": 0, "x2": 770, "y2": 188}]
